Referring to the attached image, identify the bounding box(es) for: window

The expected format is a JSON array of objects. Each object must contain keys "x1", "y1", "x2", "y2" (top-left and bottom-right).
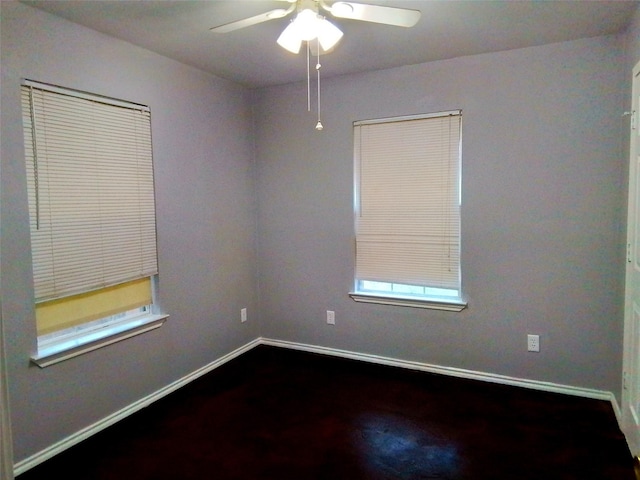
[
  {"x1": 21, "y1": 80, "x2": 167, "y2": 366},
  {"x1": 349, "y1": 111, "x2": 466, "y2": 311}
]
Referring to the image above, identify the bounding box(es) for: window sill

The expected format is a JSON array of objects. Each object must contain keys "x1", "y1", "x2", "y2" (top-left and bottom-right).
[
  {"x1": 349, "y1": 292, "x2": 467, "y2": 312},
  {"x1": 31, "y1": 313, "x2": 168, "y2": 368}
]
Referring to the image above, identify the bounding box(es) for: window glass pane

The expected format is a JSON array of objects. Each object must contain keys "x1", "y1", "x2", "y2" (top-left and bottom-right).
[{"x1": 359, "y1": 280, "x2": 458, "y2": 298}]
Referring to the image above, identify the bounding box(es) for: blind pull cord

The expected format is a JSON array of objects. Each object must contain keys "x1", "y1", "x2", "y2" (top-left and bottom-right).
[{"x1": 28, "y1": 86, "x2": 40, "y2": 230}]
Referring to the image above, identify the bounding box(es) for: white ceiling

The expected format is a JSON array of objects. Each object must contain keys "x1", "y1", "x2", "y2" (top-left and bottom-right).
[{"x1": 21, "y1": 0, "x2": 639, "y2": 88}]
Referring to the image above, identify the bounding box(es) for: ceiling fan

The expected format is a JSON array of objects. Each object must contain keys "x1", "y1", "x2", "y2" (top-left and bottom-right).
[
  {"x1": 210, "y1": 1, "x2": 421, "y2": 131},
  {"x1": 210, "y1": 0, "x2": 421, "y2": 52}
]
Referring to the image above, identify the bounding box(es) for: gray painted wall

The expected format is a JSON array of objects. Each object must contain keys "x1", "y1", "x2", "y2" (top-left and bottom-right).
[
  {"x1": 1, "y1": 2, "x2": 258, "y2": 462},
  {"x1": 254, "y1": 35, "x2": 629, "y2": 398},
  {"x1": 626, "y1": 5, "x2": 640, "y2": 71}
]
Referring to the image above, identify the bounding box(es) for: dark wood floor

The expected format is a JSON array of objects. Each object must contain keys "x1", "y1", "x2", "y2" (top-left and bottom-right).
[{"x1": 17, "y1": 345, "x2": 635, "y2": 479}]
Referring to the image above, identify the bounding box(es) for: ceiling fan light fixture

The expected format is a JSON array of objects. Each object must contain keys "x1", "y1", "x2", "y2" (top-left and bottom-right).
[
  {"x1": 295, "y1": 9, "x2": 322, "y2": 41},
  {"x1": 316, "y1": 17, "x2": 343, "y2": 51},
  {"x1": 277, "y1": 21, "x2": 303, "y2": 53},
  {"x1": 276, "y1": 8, "x2": 343, "y2": 54}
]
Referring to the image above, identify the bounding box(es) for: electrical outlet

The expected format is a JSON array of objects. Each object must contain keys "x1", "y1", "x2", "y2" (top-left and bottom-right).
[
  {"x1": 241, "y1": 308, "x2": 247, "y2": 323},
  {"x1": 527, "y1": 334, "x2": 540, "y2": 352},
  {"x1": 326, "y1": 310, "x2": 335, "y2": 325}
]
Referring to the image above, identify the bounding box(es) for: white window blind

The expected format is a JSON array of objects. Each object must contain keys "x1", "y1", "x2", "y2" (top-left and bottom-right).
[
  {"x1": 21, "y1": 81, "x2": 158, "y2": 304},
  {"x1": 354, "y1": 111, "x2": 461, "y2": 290}
]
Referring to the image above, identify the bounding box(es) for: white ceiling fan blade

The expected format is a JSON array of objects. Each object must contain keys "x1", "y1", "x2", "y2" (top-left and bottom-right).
[
  {"x1": 210, "y1": 5, "x2": 295, "y2": 33},
  {"x1": 326, "y1": 2, "x2": 421, "y2": 27}
]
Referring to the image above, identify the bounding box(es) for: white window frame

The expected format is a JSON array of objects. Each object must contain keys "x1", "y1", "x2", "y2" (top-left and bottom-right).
[{"x1": 349, "y1": 111, "x2": 466, "y2": 311}]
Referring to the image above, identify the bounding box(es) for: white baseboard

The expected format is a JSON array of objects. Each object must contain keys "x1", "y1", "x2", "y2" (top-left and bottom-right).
[
  {"x1": 13, "y1": 338, "x2": 260, "y2": 476},
  {"x1": 260, "y1": 337, "x2": 621, "y2": 416},
  {"x1": 14, "y1": 335, "x2": 623, "y2": 475}
]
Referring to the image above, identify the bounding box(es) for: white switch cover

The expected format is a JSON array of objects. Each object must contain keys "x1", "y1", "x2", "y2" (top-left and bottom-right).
[
  {"x1": 326, "y1": 310, "x2": 335, "y2": 325},
  {"x1": 241, "y1": 308, "x2": 247, "y2": 323}
]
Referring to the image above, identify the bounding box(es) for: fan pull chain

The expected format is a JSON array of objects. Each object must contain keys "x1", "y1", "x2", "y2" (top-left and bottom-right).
[
  {"x1": 306, "y1": 41, "x2": 311, "y2": 112},
  {"x1": 315, "y1": 39, "x2": 323, "y2": 131}
]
